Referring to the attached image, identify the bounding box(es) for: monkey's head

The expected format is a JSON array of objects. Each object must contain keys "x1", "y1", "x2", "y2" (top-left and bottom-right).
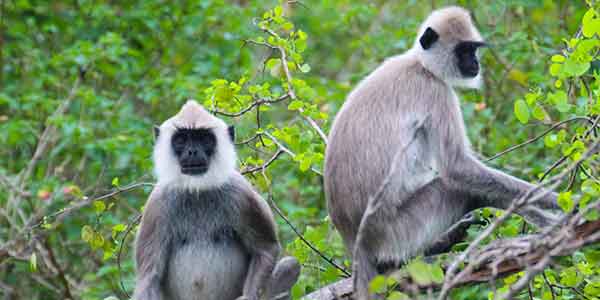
[
  {"x1": 414, "y1": 6, "x2": 486, "y2": 89},
  {"x1": 153, "y1": 100, "x2": 236, "y2": 190}
]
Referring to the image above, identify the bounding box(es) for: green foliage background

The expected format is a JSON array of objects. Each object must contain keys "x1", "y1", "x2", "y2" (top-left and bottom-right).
[{"x1": 1, "y1": 0, "x2": 599, "y2": 299}]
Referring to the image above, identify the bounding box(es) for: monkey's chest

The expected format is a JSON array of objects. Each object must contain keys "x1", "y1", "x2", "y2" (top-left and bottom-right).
[
  {"x1": 164, "y1": 197, "x2": 249, "y2": 300},
  {"x1": 165, "y1": 234, "x2": 249, "y2": 300}
]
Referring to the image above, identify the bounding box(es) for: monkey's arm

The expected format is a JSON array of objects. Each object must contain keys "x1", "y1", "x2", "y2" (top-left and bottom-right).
[
  {"x1": 238, "y1": 185, "x2": 280, "y2": 300},
  {"x1": 449, "y1": 154, "x2": 560, "y2": 226},
  {"x1": 133, "y1": 189, "x2": 171, "y2": 300}
]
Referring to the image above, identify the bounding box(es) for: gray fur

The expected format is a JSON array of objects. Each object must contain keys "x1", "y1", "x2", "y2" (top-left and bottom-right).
[
  {"x1": 323, "y1": 6, "x2": 560, "y2": 299},
  {"x1": 134, "y1": 101, "x2": 300, "y2": 300}
]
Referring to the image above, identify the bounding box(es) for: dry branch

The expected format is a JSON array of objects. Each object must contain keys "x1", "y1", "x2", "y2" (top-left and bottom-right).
[{"x1": 301, "y1": 219, "x2": 600, "y2": 300}]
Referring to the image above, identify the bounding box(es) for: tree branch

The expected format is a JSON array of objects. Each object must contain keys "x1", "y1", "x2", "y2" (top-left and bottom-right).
[{"x1": 300, "y1": 219, "x2": 600, "y2": 300}]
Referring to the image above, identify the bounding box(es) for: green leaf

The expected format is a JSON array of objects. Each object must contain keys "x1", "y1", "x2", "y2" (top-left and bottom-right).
[
  {"x1": 554, "y1": 79, "x2": 562, "y2": 88},
  {"x1": 30, "y1": 253, "x2": 37, "y2": 272},
  {"x1": 549, "y1": 63, "x2": 563, "y2": 77},
  {"x1": 582, "y1": 9, "x2": 600, "y2": 37},
  {"x1": 369, "y1": 275, "x2": 387, "y2": 294},
  {"x1": 266, "y1": 58, "x2": 280, "y2": 69},
  {"x1": 582, "y1": 179, "x2": 599, "y2": 196},
  {"x1": 299, "y1": 156, "x2": 312, "y2": 171},
  {"x1": 430, "y1": 263, "x2": 445, "y2": 284},
  {"x1": 532, "y1": 104, "x2": 546, "y2": 120},
  {"x1": 406, "y1": 259, "x2": 432, "y2": 285},
  {"x1": 551, "y1": 55, "x2": 565, "y2": 63},
  {"x1": 282, "y1": 22, "x2": 294, "y2": 31},
  {"x1": 113, "y1": 223, "x2": 126, "y2": 232},
  {"x1": 111, "y1": 177, "x2": 120, "y2": 187},
  {"x1": 81, "y1": 225, "x2": 94, "y2": 242},
  {"x1": 544, "y1": 134, "x2": 559, "y2": 148},
  {"x1": 112, "y1": 224, "x2": 127, "y2": 239},
  {"x1": 387, "y1": 291, "x2": 409, "y2": 300},
  {"x1": 514, "y1": 99, "x2": 530, "y2": 124},
  {"x1": 563, "y1": 59, "x2": 590, "y2": 77},
  {"x1": 91, "y1": 232, "x2": 105, "y2": 250},
  {"x1": 560, "y1": 267, "x2": 581, "y2": 286},
  {"x1": 557, "y1": 191, "x2": 574, "y2": 213},
  {"x1": 103, "y1": 248, "x2": 114, "y2": 260},
  {"x1": 273, "y1": 6, "x2": 283, "y2": 17},
  {"x1": 93, "y1": 200, "x2": 106, "y2": 213},
  {"x1": 549, "y1": 90, "x2": 571, "y2": 112},
  {"x1": 584, "y1": 281, "x2": 600, "y2": 298},
  {"x1": 288, "y1": 100, "x2": 304, "y2": 111},
  {"x1": 299, "y1": 63, "x2": 311, "y2": 73}
]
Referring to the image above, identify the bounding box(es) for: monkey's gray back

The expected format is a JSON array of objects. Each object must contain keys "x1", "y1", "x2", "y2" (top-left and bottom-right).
[
  {"x1": 324, "y1": 54, "x2": 470, "y2": 255},
  {"x1": 162, "y1": 184, "x2": 250, "y2": 300}
]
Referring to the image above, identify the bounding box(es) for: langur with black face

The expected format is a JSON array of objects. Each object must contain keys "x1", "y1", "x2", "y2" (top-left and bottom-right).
[
  {"x1": 324, "y1": 6, "x2": 561, "y2": 299},
  {"x1": 134, "y1": 100, "x2": 300, "y2": 300}
]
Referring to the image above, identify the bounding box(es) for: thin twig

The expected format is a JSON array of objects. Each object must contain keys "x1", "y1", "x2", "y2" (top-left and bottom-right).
[
  {"x1": 260, "y1": 170, "x2": 351, "y2": 277},
  {"x1": 211, "y1": 94, "x2": 289, "y2": 117},
  {"x1": 32, "y1": 182, "x2": 153, "y2": 230},
  {"x1": 241, "y1": 150, "x2": 285, "y2": 174},
  {"x1": 486, "y1": 117, "x2": 592, "y2": 161},
  {"x1": 19, "y1": 78, "x2": 81, "y2": 186},
  {"x1": 261, "y1": 28, "x2": 328, "y2": 144},
  {"x1": 117, "y1": 214, "x2": 142, "y2": 299},
  {"x1": 263, "y1": 131, "x2": 323, "y2": 176}
]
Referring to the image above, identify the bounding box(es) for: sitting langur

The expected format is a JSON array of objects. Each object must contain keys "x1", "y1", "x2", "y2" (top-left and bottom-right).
[
  {"x1": 323, "y1": 6, "x2": 560, "y2": 298},
  {"x1": 134, "y1": 100, "x2": 300, "y2": 300}
]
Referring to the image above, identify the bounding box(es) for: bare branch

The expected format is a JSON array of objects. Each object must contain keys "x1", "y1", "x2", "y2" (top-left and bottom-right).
[
  {"x1": 486, "y1": 117, "x2": 592, "y2": 161},
  {"x1": 300, "y1": 219, "x2": 600, "y2": 300},
  {"x1": 211, "y1": 94, "x2": 290, "y2": 117},
  {"x1": 241, "y1": 149, "x2": 285, "y2": 175}
]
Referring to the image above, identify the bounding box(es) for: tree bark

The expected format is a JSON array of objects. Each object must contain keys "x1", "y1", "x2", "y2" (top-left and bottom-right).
[{"x1": 301, "y1": 219, "x2": 600, "y2": 300}]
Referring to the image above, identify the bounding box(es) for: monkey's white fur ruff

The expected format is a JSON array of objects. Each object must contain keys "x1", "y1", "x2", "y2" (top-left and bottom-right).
[{"x1": 153, "y1": 100, "x2": 237, "y2": 190}]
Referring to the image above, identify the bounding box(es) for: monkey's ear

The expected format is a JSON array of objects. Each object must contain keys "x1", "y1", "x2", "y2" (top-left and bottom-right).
[
  {"x1": 227, "y1": 125, "x2": 235, "y2": 142},
  {"x1": 153, "y1": 125, "x2": 160, "y2": 141},
  {"x1": 419, "y1": 27, "x2": 439, "y2": 50}
]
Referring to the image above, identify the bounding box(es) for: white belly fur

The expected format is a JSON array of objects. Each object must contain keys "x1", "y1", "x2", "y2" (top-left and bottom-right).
[{"x1": 166, "y1": 243, "x2": 249, "y2": 300}]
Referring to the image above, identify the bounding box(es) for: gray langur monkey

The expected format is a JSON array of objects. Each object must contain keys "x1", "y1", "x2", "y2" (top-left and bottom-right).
[
  {"x1": 323, "y1": 6, "x2": 561, "y2": 299},
  {"x1": 134, "y1": 100, "x2": 300, "y2": 300}
]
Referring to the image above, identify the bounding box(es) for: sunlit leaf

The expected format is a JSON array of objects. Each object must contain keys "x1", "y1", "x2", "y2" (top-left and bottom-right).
[{"x1": 514, "y1": 99, "x2": 530, "y2": 124}]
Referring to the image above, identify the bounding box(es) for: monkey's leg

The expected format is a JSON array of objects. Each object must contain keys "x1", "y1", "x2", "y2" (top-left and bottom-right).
[
  {"x1": 239, "y1": 250, "x2": 278, "y2": 300},
  {"x1": 267, "y1": 256, "x2": 301, "y2": 300},
  {"x1": 354, "y1": 183, "x2": 464, "y2": 300},
  {"x1": 448, "y1": 154, "x2": 561, "y2": 227},
  {"x1": 352, "y1": 123, "x2": 440, "y2": 300},
  {"x1": 133, "y1": 277, "x2": 165, "y2": 300},
  {"x1": 353, "y1": 244, "x2": 380, "y2": 300}
]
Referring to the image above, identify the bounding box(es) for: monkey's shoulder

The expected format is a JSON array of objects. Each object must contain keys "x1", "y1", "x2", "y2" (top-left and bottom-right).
[
  {"x1": 146, "y1": 177, "x2": 266, "y2": 220},
  {"x1": 344, "y1": 54, "x2": 448, "y2": 112},
  {"x1": 371, "y1": 53, "x2": 437, "y2": 84}
]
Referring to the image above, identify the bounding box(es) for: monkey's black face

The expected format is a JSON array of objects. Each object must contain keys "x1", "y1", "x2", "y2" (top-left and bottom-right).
[
  {"x1": 455, "y1": 41, "x2": 486, "y2": 78},
  {"x1": 171, "y1": 128, "x2": 217, "y2": 175}
]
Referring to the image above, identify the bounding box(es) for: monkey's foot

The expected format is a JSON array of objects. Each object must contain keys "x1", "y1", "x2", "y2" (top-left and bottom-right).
[{"x1": 268, "y1": 256, "x2": 301, "y2": 300}]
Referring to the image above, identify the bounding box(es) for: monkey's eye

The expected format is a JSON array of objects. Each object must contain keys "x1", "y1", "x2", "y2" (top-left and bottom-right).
[
  {"x1": 172, "y1": 134, "x2": 187, "y2": 148},
  {"x1": 200, "y1": 134, "x2": 216, "y2": 147}
]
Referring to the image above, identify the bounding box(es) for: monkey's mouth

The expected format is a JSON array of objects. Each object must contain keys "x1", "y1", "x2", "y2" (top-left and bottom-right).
[
  {"x1": 181, "y1": 164, "x2": 209, "y2": 175},
  {"x1": 462, "y1": 68, "x2": 479, "y2": 77}
]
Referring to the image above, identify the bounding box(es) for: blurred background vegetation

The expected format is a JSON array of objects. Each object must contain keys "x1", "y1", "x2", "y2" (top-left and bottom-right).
[{"x1": 1, "y1": 0, "x2": 598, "y2": 299}]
